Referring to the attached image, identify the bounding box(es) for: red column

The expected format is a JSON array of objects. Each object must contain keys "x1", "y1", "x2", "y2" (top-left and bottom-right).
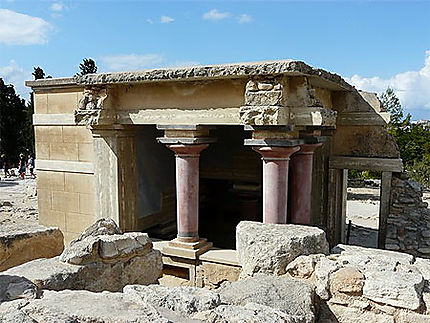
[
  {"x1": 253, "y1": 146, "x2": 300, "y2": 224},
  {"x1": 167, "y1": 144, "x2": 208, "y2": 242},
  {"x1": 290, "y1": 143, "x2": 322, "y2": 224}
]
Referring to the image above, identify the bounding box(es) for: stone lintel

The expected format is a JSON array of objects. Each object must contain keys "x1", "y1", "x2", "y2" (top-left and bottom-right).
[
  {"x1": 299, "y1": 135, "x2": 329, "y2": 144},
  {"x1": 239, "y1": 105, "x2": 290, "y2": 126},
  {"x1": 244, "y1": 125, "x2": 295, "y2": 132},
  {"x1": 244, "y1": 138, "x2": 304, "y2": 147},
  {"x1": 156, "y1": 125, "x2": 216, "y2": 131}
]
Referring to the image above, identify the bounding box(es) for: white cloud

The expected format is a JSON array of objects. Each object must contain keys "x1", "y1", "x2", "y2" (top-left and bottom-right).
[
  {"x1": 346, "y1": 50, "x2": 430, "y2": 115},
  {"x1": 203, "y1": 9, "x2": 230, "y2": 21},
  {"x1": 50, "y1": 2, "x2": 66, "y2": 12},
  {"x1": 0, "y1": 60, "x2": 31, "y2": 99},
  {"x1": 160, "y1": 15, "x2": 174, "y2": 23},
  {"x1": 238, "y1": 14, "x2": 252, "y2": 24},
  {"x1": 0, "y1": 9, "x2": 51, "y2": 45},
  {"x1": 146, "y1": 18, "x2": 154, "y2": 24},
  {"x1": 100, "y1": 54, "x2": 165, "y2": 71}
]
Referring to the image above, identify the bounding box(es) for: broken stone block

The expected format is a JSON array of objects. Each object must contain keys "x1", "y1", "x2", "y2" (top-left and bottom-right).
[
  {"x1": 0, "y1": 275, "x2": 38, "y2": 303},
  {"x1": 363, "y1": 271, "x2": 424, "y2": 310},
  {"x1": 285, "y1": 254, "x2": 325, "y2": 279},
  {"x1": 0, "y1": 224, "x2": 64, "y2": 271},
  {"x1": 326, "y1": 303, "x2": 394, "y2": 323},
  {"x1": 123, "y1": 285, "x2": 220, "y2": 316},
  {"x1": 236, "y1": 221, "x2": 329, "y2": 276},
  {"x1": 329, "y1": 267, "x2": 364, "y2": 296},
  {"x1": 196, "y1": 262, "x2": 241, "y2": 289},
  {"x1": 218, "y1": 274, "x2": 316, "y2": 322},
  {"x1": 239, "y1": 105, "x2": 289, "y2": 125}
]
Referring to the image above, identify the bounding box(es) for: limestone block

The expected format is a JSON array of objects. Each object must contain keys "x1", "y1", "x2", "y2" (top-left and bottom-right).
[
  {"x1": 64, "y1": 173, "x2": 95, "y2": 194},
  {"x1": 34, "y1": 93, "x2": 48, "y2": 114},
  {"x1": 78, "y1": 193, "x2": 96, "y2": 215},
  {"x1": 194, "y1": 303, "x2": 306, "y2": 323},
  {"x1": 314, "y1": 256, "x2": 341, "y2": 300},
  {"x1": 0, "y1": 224, "x2": 64, "y2": 271},
  {"x1": 37, "y1": 171, "x2": 65, "y2": 191},
  {"x1": 78, "y1": 143, "x2": 94, "y2": 162},
  {"x1": 363, "y1": 271, "x2": 424, "y2": 310},
  {"x1": 59, "y1": 232, "x2": 153, "y2": 265},
  {"x1": 124, "y1": 285, "x2": 220, "y2": 316},
  {"x1": 245, "y1": 90, "x2": 283, "y2": 106},
  {"x1": 239, "y1": 105, "x2": 289, "y2": 125},
  {"x1": 35, "y1": 142, "x2": 49, "y2": 159},
  {"x1": 65, "y1": 212, "x2": 96, "y2": 234},
  {"x1": 69, "y1": 218, "x2": 122, "y2": 244},
  {"x1": 49, "y1": 142, "x2": 79, "y2": 161},
  {"x1": 35, "y1": 125, "x2": 63, "y2": 143},
  {"x1": 47, "y1": 92, "x2": 79, "y2": 114},
  {"x1": 62, "y1": 126, "x2": 93, "y2": 144},
  {"x1": 51, "y1": 191, "x2": 79, "y2": 213},
  {"x1": 218, "y1": 274, "x2": 316, "y2": 322},
  {"x1": 396, "y1": 311, "x2": 430, "y2": 323},
  {"x1": 39, "y1": 210, "x2": 66, "y2": 230},
  {"x1": 236, "y1": 221, "x2": 329, "y2": 276},
  {"x1": 0, "y1": 275, "x2": 38, "y2": 303},
  {"x1": 196, "y1": 262, "x2": 241, "y2": 289}
]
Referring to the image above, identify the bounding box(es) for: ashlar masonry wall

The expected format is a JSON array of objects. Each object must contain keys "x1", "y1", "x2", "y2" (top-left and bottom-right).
[
  {"x1": 386, "y1": 172, "x2": 430, "y2": 257},
  {"x1": 34, "y1": 88, "x2": 97, "y2": 243}
]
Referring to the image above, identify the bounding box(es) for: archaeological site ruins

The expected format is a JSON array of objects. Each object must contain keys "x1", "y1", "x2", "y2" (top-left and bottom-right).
[{"x1": 1, "y1": 60, "x2": 430, "y2": 322}]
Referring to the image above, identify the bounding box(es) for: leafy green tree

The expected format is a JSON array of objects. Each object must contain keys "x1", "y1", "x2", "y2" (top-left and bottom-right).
[
  {"x1": 0, "y1": 78, "x2": 32, "y2": 164},
  {"x1": 77, "y1": 58, "x2": 97, "y2": 76}
]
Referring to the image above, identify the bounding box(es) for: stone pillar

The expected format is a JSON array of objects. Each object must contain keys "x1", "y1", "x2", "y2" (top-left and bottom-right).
[
  {"x1": 290, "y1": 143, "x2": 322, "y2": 225},
  {"x1": 91, "y1": 125, "x2": 138, "y2": 231},
  {"x1": 253, "y1": 146, "x2": 300, "y2": 223},
  {"x1": 245, "y1": 126, "x2": 303, "y2": 224},
  {"x1": 157, "y1": 125, "x2": 215, "y2": 259},
  {"x1": 167, "y1": 144, "x2": 208, "y2": 242}
]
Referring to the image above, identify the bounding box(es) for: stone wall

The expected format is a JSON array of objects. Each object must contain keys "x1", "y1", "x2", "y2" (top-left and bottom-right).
[
  {"x1": 385, "y1": 172, "x2": 430, "y2": 257},
  {"x1": 34, "y1": 89, "x2": 97, "y2": 243}
]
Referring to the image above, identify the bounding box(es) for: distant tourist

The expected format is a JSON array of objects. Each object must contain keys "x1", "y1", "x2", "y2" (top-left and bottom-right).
[
  {"x1": 18, "y1": 153, "x2": 26, "y2": 179},
  {"x1": 27, "y1": 155, "x2": 35, "y2": 179},
  {"x1": 1, "y1": 154, "x2": 10, "y2": 178}
]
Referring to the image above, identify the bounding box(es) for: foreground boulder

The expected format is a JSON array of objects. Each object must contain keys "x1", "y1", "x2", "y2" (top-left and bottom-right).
[
  {"x1": 236, "y1": 221, "x2": 329, "y2": 276},
  {"x1": 1, "y1": 219, "x2": 162, "y2": 292},
  {"x1": 0, "y1": 275, "x2": 38, "y2": 303},
  {"x1": 0, "y1": 224, "x2": 64, "y2": 271}
]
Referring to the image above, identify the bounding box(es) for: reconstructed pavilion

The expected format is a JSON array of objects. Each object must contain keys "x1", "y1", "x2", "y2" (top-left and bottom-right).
[{"x1": 26, "y1": 60, "x2": 402, "y2": 270}]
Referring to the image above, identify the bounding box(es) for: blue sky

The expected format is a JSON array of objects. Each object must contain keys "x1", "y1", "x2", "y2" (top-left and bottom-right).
[{"x1": 0, "y1": 0, "x2": 429, "y2": 119}]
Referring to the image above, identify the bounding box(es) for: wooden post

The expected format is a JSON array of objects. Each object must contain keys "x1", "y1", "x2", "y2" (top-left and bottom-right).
[
  {"x1": 327, "y1": 168, "x2": 348, "y2": 247},
  {"x1": 378, "y1": 171, "x2": 392, "y2": 249}
]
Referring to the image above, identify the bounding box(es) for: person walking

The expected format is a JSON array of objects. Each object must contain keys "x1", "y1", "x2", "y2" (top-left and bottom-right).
[
  {"x1": 18, "y1": 153, "x2": 26, "y2": 180},
  {"x1": 1, "y1": 154, "x2": 10, "y2": 178},
  {"x1": 27, "y1": 155, "x2": 35, "y2": 179}
]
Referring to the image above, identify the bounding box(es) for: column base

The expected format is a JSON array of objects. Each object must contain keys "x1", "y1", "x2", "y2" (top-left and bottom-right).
[{"x1": 163, "y1": 238, "x2": 213, "y2": 260}]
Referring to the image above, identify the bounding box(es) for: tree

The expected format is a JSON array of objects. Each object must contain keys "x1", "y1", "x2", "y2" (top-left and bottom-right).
[
  {"x1": 77, "y1": 58, "x2": 97, "y2": 76},
  {"x1": 0, "y1": 78, "x2": 32, "y2": 164},
  {"x1": 32, "y1": 67, "x2": 45, "y2": 80}
]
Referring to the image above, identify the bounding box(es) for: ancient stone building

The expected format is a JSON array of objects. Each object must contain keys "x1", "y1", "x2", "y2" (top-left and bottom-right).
[{"x1": 26, "y1": 61, "x2": 402, "y2": 280}]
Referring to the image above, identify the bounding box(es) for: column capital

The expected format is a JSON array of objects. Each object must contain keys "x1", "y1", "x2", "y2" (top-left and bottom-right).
[
  {"x1": 167, "y1": 144, "x2": 209, "y2": 157},
  {"x1": 296, "y1": 143, "x2": 323, "y2": 155},
  {"x1": 252, "y1": 146, "x2": 300, "y2": 160}
]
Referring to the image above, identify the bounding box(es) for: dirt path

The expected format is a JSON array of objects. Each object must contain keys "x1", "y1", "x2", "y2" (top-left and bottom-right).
[{"x1": 0, "y1": 176, "x2": 38, "y2": 226}]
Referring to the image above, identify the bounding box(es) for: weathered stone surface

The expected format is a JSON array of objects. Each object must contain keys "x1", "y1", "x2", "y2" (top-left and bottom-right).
[
  {"x1": 218, "y1": 274, "x2": 315, "y2": 321},
  {"x1": 236, "y1": 221, "x2": 329, "y2": 276},
  {"x1": 239, "y1": 105, "x2": 289, "y2": 125},
  {"x1": 196, "y1": 262, "x2": 241, "y2": 289},
  {"x1": 194, "y1": 303, "x2": 306, "y2": 323},
  {"x1": 60, "y1": 232, "x2": 153, "y2": 265},
  {"x1": 0, "y1": 224, "x2": 64, "y2": 271},
  {"x1": 363, "y1": 271, "x2": 424, "y2": 310},
  {"x1": 68, "y1": 218, "x2": 122, "y2": 246},
  {"x1": 329, "y1": 267, "x2": 364, "y2": 296},
  {"x1": 314, "y1": 256, "x2": 340, "y2": 300},
  {"x1": 0, "y1": 299, "x2": 34, "y2": 323},
  {"x1": 326, "y1": 303, "x2": 394, "y2": 323},
  {"x1": 395, "y1": 311, "x2": 430, "y2": 323},
  {"x1": 0, "y1": 275, "x2": 38, "y2": 303},
  {"x1": 286, "y1": 254, "x2": 324, "y2": 279},
  {"x1": 124, "y1": 285, "x2": 220, "y2": 316}
]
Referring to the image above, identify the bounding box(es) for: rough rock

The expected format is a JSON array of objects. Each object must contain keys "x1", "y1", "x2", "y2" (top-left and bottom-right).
[
  {"x1": 325, "y1": 303, "x2": 394, "y2": 323},
  {"x1": 218, "y1": 274, "x2": 315, "y2": 321},
  {"x1": 0, "y1": 224, "x2": 64, "y2": 271},
  {"x1": 196, "y1": 262, "x2": 241, "y2": 289},
  {"x1": 18, "y1": 289, "x2": 193, "y2": 323},
  {"x1": 194, "y1": 303, "x2": 306, "y2": 323},
  {"x1": 68, "y1": 218, "x2": 122, "y2": 246},
  {"x1": 286, "y1": 254, "x2": 324, "y2": 279},
  {"x1": 3, "y1": 250, "x2": 162, "y2": 292},
  {"x1": 60, "y1": 232, "x2": 153, "y2": 265},
  {"x1": 0, "y1": 275, "x2": 38, "y2": 303},
  {"x1": 236, "y1": 221, "x2": 329, "y2": 276},
  {"x1": 0, "y1": 299, "x2": 34, "y2": 323},
  {"x1": 363, "y1": 271, "x2": 424, "y2": 310},
  {"x1": 329, "y1": 267, "x2": 364, "y2": 296},
  {"x1": 124, "y1": 285, "x2": 220, "y2": 315}
]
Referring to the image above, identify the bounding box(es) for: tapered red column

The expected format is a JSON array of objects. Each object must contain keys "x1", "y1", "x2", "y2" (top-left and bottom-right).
[
  {"x1": 253, "y1": 146, "x2": 300, "y2": 224},
  {"x1": 290, "y1": 143, "x2": 322, "y2": 224},
  {"x1": 167, "y1": 144, "x2": 208, "y2": 242}
]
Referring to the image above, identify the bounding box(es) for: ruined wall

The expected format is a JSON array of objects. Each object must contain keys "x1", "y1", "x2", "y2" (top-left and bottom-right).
[
  {"x1": 34, "y1": 88, "x2": 97, "y2": 243},
  {"x1": 386, "y1": 172, "x2": 430, "y2": 257}
]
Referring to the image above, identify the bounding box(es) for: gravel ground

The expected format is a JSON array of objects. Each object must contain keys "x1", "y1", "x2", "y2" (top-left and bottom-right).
[{"x1": 0, "y1": 175, "x2": 38, "y2": 226}]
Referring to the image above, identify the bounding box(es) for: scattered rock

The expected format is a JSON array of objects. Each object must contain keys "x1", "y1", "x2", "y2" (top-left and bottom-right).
[
  {"x1": 0, "y1": 224, "x2": 64, "y2": 271},
  {"x1": 236, "y1": 221, "x2": 329, "y2": 276},
  {"x1": 286, "y1": 254, "x2": 324, "y2": 279},
  {"x1": 329, "y1": 267, "x2": 364, "y2": 296},
  {"x1": 67, "y1": 218, "x2": 122, "y2": 246},
  {"x1": 218, "y1": 274, "x2": 316, "y2": 322},
  {"x1": 0, "y1": 275, "x2": 38, "y2": 303}
]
